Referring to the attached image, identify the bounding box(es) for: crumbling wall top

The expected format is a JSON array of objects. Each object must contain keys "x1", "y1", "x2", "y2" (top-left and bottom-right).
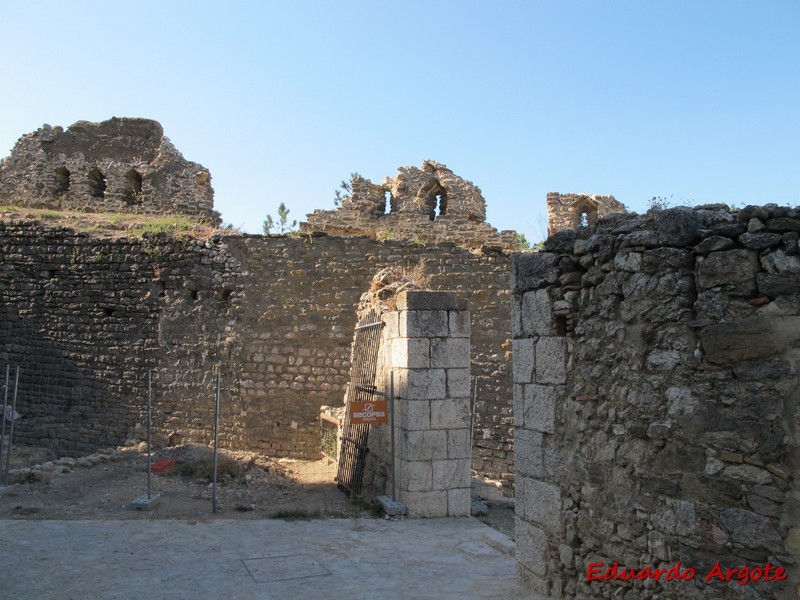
[
  {"x1": 302, "y1": 161, "x2": 514, "y2": 249},
  {"x1": 0, "y1": 117, "x2": 220, "y2": 225},
  {"x1": 546, "y1": 192, "x2": 627, "y2": 237}
]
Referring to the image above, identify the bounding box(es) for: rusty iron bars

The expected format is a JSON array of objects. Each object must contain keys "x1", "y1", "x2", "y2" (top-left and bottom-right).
[{"x1": 335, "y1": 309, "x2": 383, "y2": 498}]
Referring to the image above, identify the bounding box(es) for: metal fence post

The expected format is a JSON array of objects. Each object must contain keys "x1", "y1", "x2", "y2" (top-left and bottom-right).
[
  {"x1": 3, "y1": 366, "x2": 20, "y2": 485},
  {"x1": 212, "y1": 373, "x2": 220, "y2": 514},
  {"x1": 0, "y1": 366, "x2": 9, "y2": 477}
]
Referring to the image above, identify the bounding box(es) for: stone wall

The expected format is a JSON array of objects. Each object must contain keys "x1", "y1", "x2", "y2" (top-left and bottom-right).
[
  {"x1": 0, "y1": 118, "x2": 220, "y2": 225},
  {"x1": 301, "y1": 161, "x2": 517, "y2": 249},
  {"x1": 546, "y1": 192, "x2": 627, "y2": 237},
  {"x1": 512, "y1": 204, "x2": 799, "y2": 598},
  {"x1": 0, "y1": 221, "x2": 514, "y2": 480}
]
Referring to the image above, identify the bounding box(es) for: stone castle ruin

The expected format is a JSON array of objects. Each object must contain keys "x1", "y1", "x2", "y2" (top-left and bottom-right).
[
  {"x1": 302, "y1": 160, "x2": 517, "y2": 249},
  {"x1": 0, "y1": 118, "x2": 220, "y2": 225},
  {"x1": 1, "y1": 118, "x2": 797, "y2": 598},
  {"x1": 546, "y1": 192, "x2": 627, "y2": 237}
]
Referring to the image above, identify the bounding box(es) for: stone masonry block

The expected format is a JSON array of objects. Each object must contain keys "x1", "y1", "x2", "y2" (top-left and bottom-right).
[
  {"x1": 515, "y1": 517, "x2": 549, "y2": 578},
  {"x1": 430, "y1": 397, "x2": 470, "y2": 429},
  {"x1": 400, "y1": 310, "x2": 449, "y2": 338},
  {"x1": 513, "y1": 383, "x2": 524, "y2": 427},
  {"x1": 511, "y1": 252, "x2": 560, "y2": 293},
  {"x1": 430, "y1": 337, "x2": 470, "y2": 368},
  {"x1": 401, "y1": 430, "x2": 448, "y2": 461},
  {"x1": 445, "y1": 369, "x2": 470, "y2": 398},
  {"x1": 391, "y1": 337, "x2": 430, "y2": 369},
  {"x1": 513, "y1": 338, "x2": 536, "y2": 384},
  {"x1": 447, "y1": 429, "x2": 471, "y2": 459},
  {"x1": 517, "y1": 476, "x2": 561, "y2": 533},
  {"x1": 522, "y1": 289, "x2": 553, "y2": 336},
  {"x1": 398, "y1": 460, "x2": 432, "y2": 492},
  {"x1": 402, "y1": 490, "x2": 449, "y2": 518},
  {"x1": 432, "y1": 458, "x2": 470, "y2": 490},
  {"x1": 395, "y1": 368, "x2": 446, "y2": 400},
  {"x1": 521, "y1": 384, "x2": 556, "y2": 434},
  {"x1": 382, "y1": 311, "x2": 400, "y2": 340},
  {"x1": 396, "y1": 290, "x2": 465, "y2": 311},
  {"x1": 448, "y1": 310, "x2": 470, "y2": 338},
  {"x1": 398, "y1": 399, "x2": 430, "y2": 431},
  {"x1": 514, "y1": 428, "x2": 544, "y2": 478},
  {"x1": 535, "y1": 337, "x2": 567, "y2": 384},
  {"x1": 448, "y1": 487, "x2": 471, "y2": 517}
]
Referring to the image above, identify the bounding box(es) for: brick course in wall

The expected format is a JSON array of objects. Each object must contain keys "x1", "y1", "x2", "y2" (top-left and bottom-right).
[{"x1": 0, "y1": 222, "x2": 514, "y2": 480}]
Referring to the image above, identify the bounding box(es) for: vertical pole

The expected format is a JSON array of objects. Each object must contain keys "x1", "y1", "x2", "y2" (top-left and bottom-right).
[
  {"x1": 390, "y1": 370, "x2": 396, "y2": 502},
  {"x1": 0, "y1": 365, "x2": 9, "y2": 476},
  {"x1": 469, "y1": 376, "x2": 477, "y2": 451},
  {"x1": 146, "y1": 369, "x2": 153, "y2": 500},
  {"x1": 212, "y1": 373, "x2": 220, "y2": 514},
  {"x1": 3, "y1": 367, "x2": 20, "y2": 485}
]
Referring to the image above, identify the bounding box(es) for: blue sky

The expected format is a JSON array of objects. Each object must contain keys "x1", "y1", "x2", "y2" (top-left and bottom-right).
[{"x1": 1, "y1": 1, "x2": 798, "y2": 241}]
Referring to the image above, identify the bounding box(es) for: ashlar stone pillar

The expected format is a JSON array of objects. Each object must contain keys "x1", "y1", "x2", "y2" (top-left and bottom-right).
[{"x1": 383, "y1": 290, "x2": 472, "y2": 518}]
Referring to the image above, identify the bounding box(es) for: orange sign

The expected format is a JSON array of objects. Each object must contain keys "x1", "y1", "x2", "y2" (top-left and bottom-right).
[{"x1": 350, "y1": 400, "x2": 388, "y2": 424}]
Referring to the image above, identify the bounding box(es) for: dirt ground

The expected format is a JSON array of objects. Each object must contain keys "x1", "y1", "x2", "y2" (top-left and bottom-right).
[{"x1": 0, "y1": 444, "x2": 515, "y2": 539}]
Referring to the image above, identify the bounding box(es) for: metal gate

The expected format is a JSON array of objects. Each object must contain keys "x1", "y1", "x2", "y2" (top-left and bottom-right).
[{"x1": 335, "y1": 308, "x2": 383, "y2": 497}]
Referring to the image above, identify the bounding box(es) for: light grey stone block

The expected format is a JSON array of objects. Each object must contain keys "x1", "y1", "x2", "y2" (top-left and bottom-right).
[
  {"x1": 515, "y1": 517, "x2": 549, "y2": 578},
  {"x1": 382, "y1": 311, "x2": 400, "y2": 340},
  {"x1": 535, "y1": 337, "x2": 567, "y2": 384},
  {"x1": 448, "y1": 310, "x2": 470, "y2": 338},
  {"x1": 401, "y1": 430, "x2": 448, "y2": 461},
  {"x1": 400, "y1": 310, "x2": 449, "y2": 338},
  {"x1": 445, "y1": 369, "x2": 471, "y2": 398},
  {"x1": 521, "y1": 289, "x2": 552, "y2": 336},
  {"x1": 517, "y1": 476, "x2": 561, "y2": 533},
  {"x1": 395, "y1": 368, "x2": 446, "y2": 400},
  {"x1": 513, "y1": 383, "x2": 524, "y2": 427},
  {"x1": 514, "y1": 428, "x2": 544, "y2": 478},
  {"x1": 402, "y1": 490, "x2": 449, "y2": 518},
  {"x1": 396, "y1": 290, "x2": 463, "y2": 311},
  {"x1": 448, "y1": 487, "x2": 472, "y2": 517},
  {"x1": 430, "y1": 338, "x2": 469, "y2": 368},
  {"x1": 391, "y1": 337, "x2": 430, "y2": 369},
  {"x1": 522, "y1": 384, "x2": 556, "y2": 434},
  {"x1": 398, "y1": 460, "x2": 432, "y2": 492},
  {"x1": 398, "y1": 399, "x2": 430, "y2": 431},
  {"x1": 513, "y1": 338, "x2": 536, "y2": 383},
  {"x1": 430, "y1": 397, "x2": 469, "y2": 429},
  {"x1": 432, "y1": 458, "x2": 470, "y2": 490},
  {"x1": 447, "y1": 429, "x2": 471, "y2": 459}
]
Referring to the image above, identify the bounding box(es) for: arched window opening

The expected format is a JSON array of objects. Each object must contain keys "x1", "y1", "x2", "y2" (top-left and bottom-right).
[
  {"x1": 384, "y1": 191, "x2": 393, "y2": 215},
  {"x1": 87, "y1": 167, "x2": 107, "y2": 198},
  {"x1": 125, "y1": 169, "x2": 143, "y2": 203},
  {"x1": 54, "y1": 167, "x2": 70, "y2": 195},
  {"x1": 434, "y1": 193, "x2": 447, "y2": 220},
  {"x1": 576, "y1": 203, "x2": 597, "y2": 229},
  {"x1": 424, "y1": 186, "x2": 448, "y2": 221}
]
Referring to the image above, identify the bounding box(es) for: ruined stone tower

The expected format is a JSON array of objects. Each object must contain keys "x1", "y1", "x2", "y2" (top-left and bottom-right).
[
  {"x1": 301, "y1": 160, "x2": 516, "y2": 249},
  {"x1": 546, "y1": 192, "x2": 626, "y2": 236},
  {"x1": 0, "y1": 118, "x2": 220, "y2": 225}
]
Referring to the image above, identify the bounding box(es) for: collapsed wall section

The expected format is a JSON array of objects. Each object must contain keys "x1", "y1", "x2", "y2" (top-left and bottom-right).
[
  {"x1": 301, "y1": 161, "x2": 517, "y2": 249},
  {"x1": 0, "y1": 118, "x2": 220, "y2": 225},
  {"x1": 0, "y1": 223, "x2": 514, "y2": 480},
  {"x1": 512, "y1": 205, "x2": 799, "y2": 598}
]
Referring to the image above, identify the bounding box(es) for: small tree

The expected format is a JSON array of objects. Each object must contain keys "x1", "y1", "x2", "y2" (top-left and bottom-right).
[
  {"x1": 262, "y1": 202, "x2": 297, "y2": 235},
  {"x1": 333, "y1": 172, "x2": 362, "y2": 206}
]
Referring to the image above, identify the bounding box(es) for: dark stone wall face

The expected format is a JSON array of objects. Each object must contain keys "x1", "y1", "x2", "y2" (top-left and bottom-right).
[
  {"x1": 512, "y1": 204, "x2": 799, "y2": 598},
  {"x1": 0, "y1": 223, "x2": 514, "y2": 480}
]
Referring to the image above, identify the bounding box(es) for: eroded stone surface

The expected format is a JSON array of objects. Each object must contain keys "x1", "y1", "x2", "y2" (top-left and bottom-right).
[{"x1": 0, "y1": 118, "x2": 220, "y2": 224}]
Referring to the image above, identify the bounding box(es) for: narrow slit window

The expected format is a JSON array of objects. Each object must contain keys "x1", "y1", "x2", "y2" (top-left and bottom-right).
[
  {"x1": 54, "y1": 167, "x2": 70, "y2": 194},
  {"x1": 88, "y1": 167, "x2": 107, "y2": 198},
  {"x1": 125, "y1": 169, "x2": 143, "y2": 203}
]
